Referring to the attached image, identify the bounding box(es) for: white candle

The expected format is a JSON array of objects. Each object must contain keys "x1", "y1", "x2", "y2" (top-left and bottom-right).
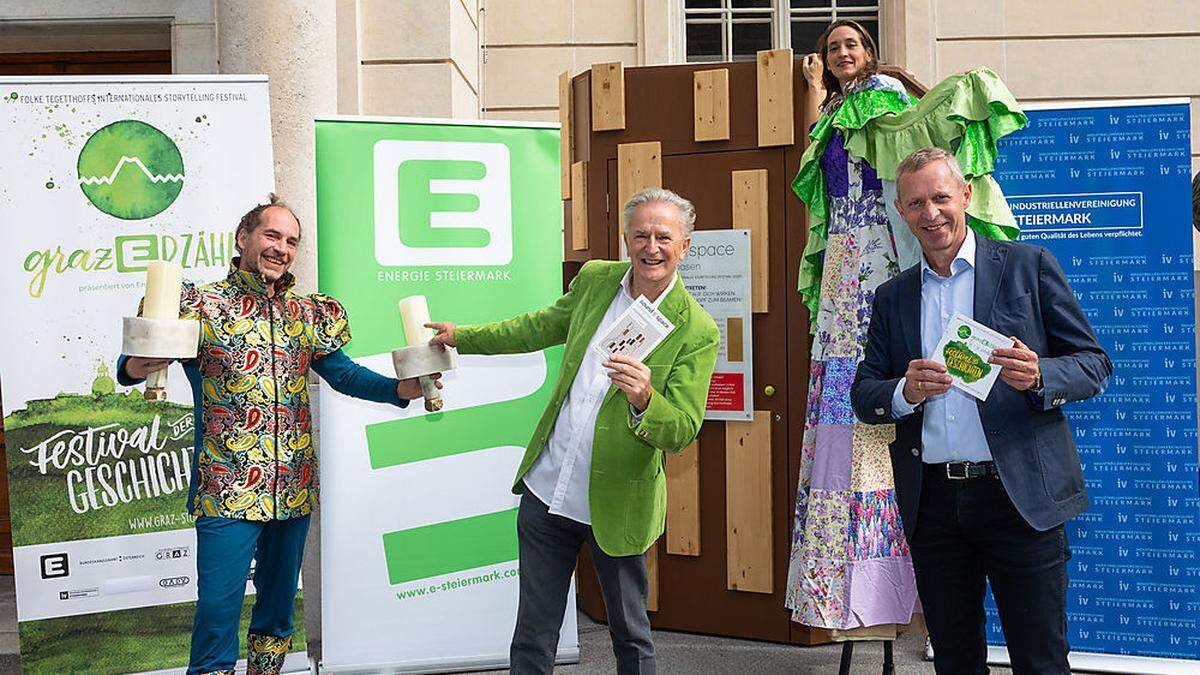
[
  {"x1": 144, "y1": 260, "x2": 182, "y2": 320},
  {"x1": 398, "y1": 295, "x2": 433, "y2": 347}
]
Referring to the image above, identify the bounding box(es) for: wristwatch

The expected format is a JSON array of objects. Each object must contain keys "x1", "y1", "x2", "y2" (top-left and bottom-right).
[{"x1": 1032, "y1": 368, "x2": 1043, "y2": 392}]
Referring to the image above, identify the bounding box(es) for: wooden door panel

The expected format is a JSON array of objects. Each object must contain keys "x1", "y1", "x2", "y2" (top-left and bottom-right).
[
  {"x1": 578, "y1": 148, "x2": 799, "y2": 642},
  {"x1": 565, "y1": 57, "x2": 847, "y2": 646}
]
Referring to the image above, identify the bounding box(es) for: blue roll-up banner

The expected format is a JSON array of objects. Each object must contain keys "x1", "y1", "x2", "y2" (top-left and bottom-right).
[{"x1": 987, "y1": 100, "x2": 1200, "y2": 673}]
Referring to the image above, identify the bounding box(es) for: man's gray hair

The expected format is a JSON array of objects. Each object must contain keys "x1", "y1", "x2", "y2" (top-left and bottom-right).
[
  {"x1": 621, "y1": 188, "x2": 697, "y2": 235},
  {"x1": 895, "y1": 147, "x2": 967, "y2": 189}
]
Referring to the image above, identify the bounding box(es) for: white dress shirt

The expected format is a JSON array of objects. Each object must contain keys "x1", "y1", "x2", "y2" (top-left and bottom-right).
[
  {"x1": 890, "y1": 229, "x2": 993, "y2": 463},
  {"x1": 523, "y1": 269, "x2": 678, "y2": 524}
]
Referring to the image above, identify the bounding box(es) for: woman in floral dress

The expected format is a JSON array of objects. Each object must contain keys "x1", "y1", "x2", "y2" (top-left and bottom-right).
[{"x1": 784, "y1": 20, "x2": 1026, "y2": 635}]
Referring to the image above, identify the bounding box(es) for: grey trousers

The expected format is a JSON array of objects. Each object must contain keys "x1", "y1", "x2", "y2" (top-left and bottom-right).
[{"x1": 510, "y1": 491, "x2": 656, "y2": 675}]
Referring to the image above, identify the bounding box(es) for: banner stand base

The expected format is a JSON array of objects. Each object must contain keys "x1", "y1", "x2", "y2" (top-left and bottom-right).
[
  {"x1": 988, "y1": 646, "x2": 1200, "y2": 674},
  {"x1": 318, "y1": 648, "x2": 580, "y2": 674},
  {"x1": 137, "y1": 652, "x2": 310, "y2": 675}
]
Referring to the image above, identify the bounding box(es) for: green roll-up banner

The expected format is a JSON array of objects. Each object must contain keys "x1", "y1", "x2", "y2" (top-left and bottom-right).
[{"x1": 314, "y1": 117, "x2": 577, "y2": 671}]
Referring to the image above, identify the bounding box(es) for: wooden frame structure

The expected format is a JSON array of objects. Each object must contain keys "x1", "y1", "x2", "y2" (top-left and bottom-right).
[{"x1": 559, "y1": 52, "x2": 925, "y2": 645}]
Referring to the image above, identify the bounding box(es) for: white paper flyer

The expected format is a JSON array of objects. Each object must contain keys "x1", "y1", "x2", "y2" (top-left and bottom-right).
[{"x1": 592, "y1": 295, "x2": 675, "y2": 362}]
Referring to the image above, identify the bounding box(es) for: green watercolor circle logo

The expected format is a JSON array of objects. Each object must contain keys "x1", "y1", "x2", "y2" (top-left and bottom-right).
[
  {"x1": 957, "y1": 324, "x2": 972, "y2": 339},
  {"x1": 77, "y1": 120, "x2": 184, "y2": 220}
]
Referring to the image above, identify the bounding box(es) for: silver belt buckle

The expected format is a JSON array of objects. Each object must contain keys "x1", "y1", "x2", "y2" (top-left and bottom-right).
[{"x1": 946, "y1": 462, "x2": 969, "y2": 480}]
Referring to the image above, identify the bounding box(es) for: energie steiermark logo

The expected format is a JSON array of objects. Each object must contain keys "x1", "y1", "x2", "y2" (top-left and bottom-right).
[
  {"x1": 373, "y1": 140, "x2": 512, "y2": 266},
  {"x1": 77, "y1": 119, "x2": 184, "y2": 220}
]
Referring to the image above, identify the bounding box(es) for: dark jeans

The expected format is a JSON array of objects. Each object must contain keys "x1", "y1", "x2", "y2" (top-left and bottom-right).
[
  {"x1": 511, "y1": 491, "x2": 655, "y2": 675},
  {"x1": 911, "y1": 467, "x2": 1071, "y2": 675}
]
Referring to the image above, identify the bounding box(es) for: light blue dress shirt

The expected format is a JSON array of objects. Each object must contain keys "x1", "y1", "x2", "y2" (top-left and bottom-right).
[{"x1": 890, "y1": 230, "x2": 993, "y2": 463}]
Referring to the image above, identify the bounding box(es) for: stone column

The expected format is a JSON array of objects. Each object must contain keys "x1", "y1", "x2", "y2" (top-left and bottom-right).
[
  {"x1": 216, "y1": 0, "x2": 336, "y2": 292},
  {"x1": 215, "y1": 0, "x2": 338, "y2": 657}
]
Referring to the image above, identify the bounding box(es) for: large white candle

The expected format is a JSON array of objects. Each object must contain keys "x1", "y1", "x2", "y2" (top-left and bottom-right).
[
  {"x1": 398, "y1": 295, "x2": 433, "y2": 347},
  {"x1": 144, "y1": 260, "x2": 183, "y2": 319}
]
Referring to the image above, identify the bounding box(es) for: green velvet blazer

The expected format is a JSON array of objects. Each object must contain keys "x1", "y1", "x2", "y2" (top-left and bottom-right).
[{"x1": 457, "y1": 260, "x2": 720, "y2": 556}]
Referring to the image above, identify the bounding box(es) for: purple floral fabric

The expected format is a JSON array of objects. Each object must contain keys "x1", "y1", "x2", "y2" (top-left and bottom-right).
[{"x1": 785, "y1": 73, "x2": 919, "y2": 631}]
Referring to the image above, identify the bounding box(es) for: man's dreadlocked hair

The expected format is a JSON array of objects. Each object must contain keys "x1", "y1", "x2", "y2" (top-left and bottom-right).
[{"x1": 234, "y1": 193, "x2": 301, "y2": 253}]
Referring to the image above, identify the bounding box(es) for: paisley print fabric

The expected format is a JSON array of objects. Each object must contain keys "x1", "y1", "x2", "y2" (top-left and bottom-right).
[
  {"x1": 246, "y1": 632, "x2": 291, "y2": 675},
  {"x1": 182, "y1": 260, "x2": 349, "y2": 521}
]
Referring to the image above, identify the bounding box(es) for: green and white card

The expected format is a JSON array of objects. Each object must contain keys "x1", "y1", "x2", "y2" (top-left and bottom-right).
[{"x1": 933, "y1": 314, "x2": 1015, "y2": 400}]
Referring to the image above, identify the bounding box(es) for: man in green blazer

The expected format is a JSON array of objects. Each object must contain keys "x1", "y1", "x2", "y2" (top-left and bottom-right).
[{"x1": 429, "y1": 188, "x2": 719, "y2": 674}]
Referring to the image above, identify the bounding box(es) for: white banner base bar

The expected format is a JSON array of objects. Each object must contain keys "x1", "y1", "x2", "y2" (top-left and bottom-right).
[
  {"x1": 137, "y1": 652, "x2": 310, "y2": 675},
  {"x1": 989, "y1": 646, "x2": 1200, "y2": 674},
  {"x1": 318, "y1": 648, "x2": 580, "y2": 674}
]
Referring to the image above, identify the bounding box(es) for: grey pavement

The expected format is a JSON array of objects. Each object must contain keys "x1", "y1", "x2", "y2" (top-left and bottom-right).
[
  {"x1": 0, "y1": 572, "x2": 1015, "y2": 674},
  {"x1": 0, "y1": 575, "x2": 17, "y2": 673},
  {"x1": 460, "y1": 610, "x2": 1016, "y2": 675}
]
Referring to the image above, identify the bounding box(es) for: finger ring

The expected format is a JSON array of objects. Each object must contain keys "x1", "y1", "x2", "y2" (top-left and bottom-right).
[{"x1": 917, "y1": 381, "x2": 924, "y2": 391}]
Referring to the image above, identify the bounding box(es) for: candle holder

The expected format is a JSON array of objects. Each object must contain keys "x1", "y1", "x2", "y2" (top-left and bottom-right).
[
  {"x1": 122, "y1": 316, "x2": 200, "y2": 401},
  {"x1": 391, "y1": 343, "x2": 457, "y2": 412},
  {"x1": 393, "y1": 295, "x2": 456, "y2": 412},
  {"x1": 124, "y1": 260, "x2": 199, "y2": 402}
]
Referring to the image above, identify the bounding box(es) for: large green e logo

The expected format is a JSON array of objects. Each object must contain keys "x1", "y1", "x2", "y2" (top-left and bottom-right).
[
  {"x1": 374, "y1": 140, "x2": 512, "y2": 266},
  {"x1": 397, "y1": 160, "x2": 490, "y2": 248}
]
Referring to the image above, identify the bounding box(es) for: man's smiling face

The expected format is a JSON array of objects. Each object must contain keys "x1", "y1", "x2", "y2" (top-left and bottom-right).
[
  {"x1": 624, "y1": 201, "x2": 691, "y2": 290},
  {"x1": 237, "y1": 206, "x2": 299, "y2": 282},
  {"x1": 895, "y1": 159, "x2": 972, "y2": 263}
]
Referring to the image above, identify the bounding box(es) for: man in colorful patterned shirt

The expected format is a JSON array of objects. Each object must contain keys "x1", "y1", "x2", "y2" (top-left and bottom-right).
[{"x1": 119, "y1": 196, "x2": 435, "y2": 675}]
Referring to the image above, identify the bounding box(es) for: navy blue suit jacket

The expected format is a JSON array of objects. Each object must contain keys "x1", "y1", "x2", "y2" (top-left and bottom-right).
[{"x1": 851, "y1": 235, "x2": 1112, "y2": 537}]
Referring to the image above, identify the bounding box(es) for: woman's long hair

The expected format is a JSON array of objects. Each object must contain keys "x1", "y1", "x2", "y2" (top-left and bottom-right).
[{"x1": 815, "y1": 19, "x2": 880, "y2": 107}]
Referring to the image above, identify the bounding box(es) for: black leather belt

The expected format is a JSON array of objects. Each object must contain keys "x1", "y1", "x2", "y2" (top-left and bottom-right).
[{"x1": 926, "y1": 461, "x2": 998, "y2": 480}]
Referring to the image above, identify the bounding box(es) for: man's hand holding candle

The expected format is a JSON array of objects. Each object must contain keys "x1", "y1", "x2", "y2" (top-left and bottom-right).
[
  {"x1": 426, "y1": 322, "x2": 456, "y2": 348},
  {"x1": 397, "y1": 374, "x2": 440, "y2": 400},
  {"x1": 124, "y1": 357, "x2": 174, "y2": 380}
]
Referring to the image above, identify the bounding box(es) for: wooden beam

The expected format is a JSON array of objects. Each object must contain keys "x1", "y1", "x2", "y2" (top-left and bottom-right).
[
  {"x1": 617, "y1": 141, "x2": 662, "y2": 257},
  {"x1": 731, "y1": 169, "x2": 770, "y2": 313},
  {"x1": 726, "y1": 411, "x2": 773, "y2": 594},
  {"x1": 571, "y1": 161, "x2": 588, "y2": 251},
  {"x1": 756, "y1": 48, "x2": 794, "y2": 147},
  {"x1": 559, "y1": 69, "x2": 573, "y2": 199},
  {"x1": 617, "y1": 141, "x2": 662, "y2": 208},
  {"x1": 666, "y1": 440, "x2": 701, "y2": 556},
  {"x1": 693, "y1": 68, "x2": 730, "y2": 142},
  {"x1": 590, "y1": 61, "x2": 626, "y2": 131}
]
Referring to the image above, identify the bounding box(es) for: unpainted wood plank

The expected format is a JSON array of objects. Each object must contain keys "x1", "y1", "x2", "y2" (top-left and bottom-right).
[
  {"x1": 731, "y1": 169, "x2": 770, "y2": 312},
  {"x1": 756, "y1": 48, "x2": 794, "y2": 147},
  {"x1": 693, "y1": 68, "x2": 730, "y2": 142},
  {"x1": 726, "y1": 411, "x2": 773, "y2": 594},
  {"x1": 617, "y1": 141, "x2": 662, "y2": 258},
  {"x1": 559, "y1": 69, "x2": 573, "y2": 199},
  {"x1": 647, "y1": 539, "x2": 660, "y2": 611},
  {"x1": 617, "y1": 141, "x2": 662, "y2": 209},
  {"x1": 571, "y1": 161, "x2": 589, "y2": 251},
  {"x1": 590, "y1": 61, "x2": 626, "y2": 131},
  {"x1": 665, "y1": 440, "x2": 701, "y2": 556}
]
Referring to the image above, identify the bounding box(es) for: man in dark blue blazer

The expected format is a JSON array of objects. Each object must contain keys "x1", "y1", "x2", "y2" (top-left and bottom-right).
[{"x1": 852, "y1": 148, "x2": 1111, "y2": 674}]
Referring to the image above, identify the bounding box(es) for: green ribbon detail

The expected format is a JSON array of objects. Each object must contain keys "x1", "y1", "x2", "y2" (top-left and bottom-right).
[{"x1": 792, "y1": 68, "x2": 1029, "y2": 332}]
